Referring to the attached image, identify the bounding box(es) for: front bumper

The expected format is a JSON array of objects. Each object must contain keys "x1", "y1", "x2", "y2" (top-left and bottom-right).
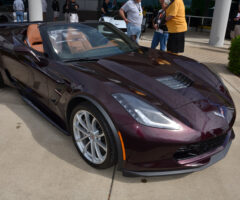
[{"x1": 122, "y1": 130, "x2": 234, "y2": 177}]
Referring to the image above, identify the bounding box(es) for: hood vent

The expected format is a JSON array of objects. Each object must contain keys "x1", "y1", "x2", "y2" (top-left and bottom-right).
[{"x1": 156, "y1": 73, "x2": 193, "y2": 90}]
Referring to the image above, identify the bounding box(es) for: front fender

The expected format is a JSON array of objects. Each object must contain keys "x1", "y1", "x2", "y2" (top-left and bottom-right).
[{"x1": 66, "y1": 94, "x2": 125, "y2": 170}]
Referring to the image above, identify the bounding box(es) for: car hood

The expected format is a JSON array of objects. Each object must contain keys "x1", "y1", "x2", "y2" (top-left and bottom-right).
[
  {"x1": 70, "y1": 48, "x2": 235, "y2": 132},
  {"x1": 77, "y1": 48, "x2": 231, "y2": 108}
]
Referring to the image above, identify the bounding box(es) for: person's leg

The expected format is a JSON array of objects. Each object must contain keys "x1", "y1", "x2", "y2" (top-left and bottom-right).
[
  {"x1": 151, "y1": 32, "x2": 160, "y2": 49},
  {"x1": 235, "y1": 25, "x2": 240, "y2": 37},
  {"x1": 127, "y1": 23, "x2": 131, "y2": 36},
  {"x1": 53, "y1": 11, "x2": 56, "y2": 21},
  {"x1": 171, "y1": 32, "x2": 184, "y2": 55},
  {"x1": 70, "y1": 13, "x2": 73, "y2": 23},
  {"x1": 74, "y1": 14, "x2": 78, "y2": 23},
  {"x1": 159, "y1": 33, "x2": 164, "y2": 51},
  {"x1": 167, "y1": 33, "x2": 179, "y2": 55},
  {"x1": 178, "y1": 32, "x2": 185, "y2": 54},
  {"x1": 20, "y1": 11, "x2": 24, "y2": 22},
  {"x1": 164, "y1": 33, "x2": 169, "y2": 51},
  {"x1": 167, "y1": 33, "x2": 173, "y2": 53},
  {"x1": 16, "y1": 11, "x2": 20, "y2": 22},
  {"x1": 64, "y1": 13, "x2": 67, "y2": 22},
  {"x1": 131, "y1": 35, "x2": 137, "y2": 41},
  {"x1": 160, "y1": 32, "x2": 169, "y2": 51},
  {"x1": 127, "y1": 23, "x2": 137, "y2": 42},
  {"x1": 135, "y1": 26, "x2": 141, "y2": 43},
  {"x1": 68, "y1": 13, "x2": 70, "y2": 22},
  {"x1": 43, "y1": 12, "x2": 46, "y2": 21},
  {"x1": 127, "y1": 23, "x2": 142, "y2": 43}
]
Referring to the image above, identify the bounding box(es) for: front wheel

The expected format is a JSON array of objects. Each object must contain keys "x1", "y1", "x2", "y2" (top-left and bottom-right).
[{"x1": 70, "y1": 103, "x2": 117, "y2": 169}]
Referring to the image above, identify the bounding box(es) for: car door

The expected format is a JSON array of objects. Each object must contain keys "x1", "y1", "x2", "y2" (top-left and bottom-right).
[
  {"x1": 44, "y1": 62, "x2": 69, "y2": 116},
  {"x1": 0, "y1": 35, "x2": 30, "y2": 89},
  {"x1": 28, "y1": 58, "x2": 49, "y2": 106},
  {"x1": 29, "y1": 58, "x2": 68, "y2": 115}
]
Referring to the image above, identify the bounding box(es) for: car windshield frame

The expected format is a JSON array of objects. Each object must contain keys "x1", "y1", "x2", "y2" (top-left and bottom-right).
[{"x1": 39, "y1": 22, "x2": 139, "y2": 62}]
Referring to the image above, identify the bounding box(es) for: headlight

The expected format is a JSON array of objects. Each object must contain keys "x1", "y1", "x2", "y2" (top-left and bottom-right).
[
  {"x1": 224, "y1": 107, "x2": 235, "y2": 124},
  {"x1": 113, "y1": 93, "x2": 181, "y2": 130}
]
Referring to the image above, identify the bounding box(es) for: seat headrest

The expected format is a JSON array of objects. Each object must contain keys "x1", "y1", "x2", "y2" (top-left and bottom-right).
[
  {"x1": 26, "y1": 24, "x2": 44, "y2": 53},
  {"x1": 66, "y1": 28, "x2": 92, "y2": 53}
]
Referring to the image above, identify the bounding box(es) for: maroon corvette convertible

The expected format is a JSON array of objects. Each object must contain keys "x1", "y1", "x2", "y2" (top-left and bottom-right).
[{"x1": 0, "y1": 22, "x2": 236, "y2": 176}]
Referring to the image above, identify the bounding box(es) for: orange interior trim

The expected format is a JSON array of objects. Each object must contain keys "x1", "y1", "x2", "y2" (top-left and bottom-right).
[
  {"x1": 135, "y1": 90, "x2": 146, "y2": 96},
  {"x1": 117, "y1": 131, "x2": 126, "y2": 161},
  {"x1": 26, "y1": 24, "x2": 44, "y2": 53}
]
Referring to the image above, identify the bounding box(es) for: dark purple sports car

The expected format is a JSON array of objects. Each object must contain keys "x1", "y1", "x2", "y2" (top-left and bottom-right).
[{"x1": 0, "y1": 22, "x2": 236, "y2": 176}]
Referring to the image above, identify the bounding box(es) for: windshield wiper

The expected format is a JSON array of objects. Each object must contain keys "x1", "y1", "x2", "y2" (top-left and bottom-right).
[{"x1": 64, "y1": 58, "x2": 99, "y2": 63}]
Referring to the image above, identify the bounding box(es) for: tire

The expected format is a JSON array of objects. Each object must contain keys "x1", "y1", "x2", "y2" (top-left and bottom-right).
[
  {"x1": 69, "y1": 102, "x2": 117, "y2": 169},
  {"x1": 0, "y1": 72, "x2": 4, "y2": 88}
]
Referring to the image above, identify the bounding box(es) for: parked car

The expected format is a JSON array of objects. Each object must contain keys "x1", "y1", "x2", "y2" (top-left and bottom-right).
[
  {"x1": 0, "y1": 22, "x2": 236, "y2": 176},
  {"x1": 99, "y1": 11, "x2": 147, "y2": 33}
]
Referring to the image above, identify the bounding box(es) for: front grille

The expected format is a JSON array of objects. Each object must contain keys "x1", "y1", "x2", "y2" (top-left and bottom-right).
[
  {"x1": 156, "y1": 73, "x2": 193, "y2": 90},
  {"x1": 174, "y1": 134, "x2": 227, "y2": 160}
]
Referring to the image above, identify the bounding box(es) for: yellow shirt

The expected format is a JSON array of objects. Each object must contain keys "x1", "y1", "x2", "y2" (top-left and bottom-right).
[{"x1": 166, "y1": 0, "x2": 187, "y2": 33}]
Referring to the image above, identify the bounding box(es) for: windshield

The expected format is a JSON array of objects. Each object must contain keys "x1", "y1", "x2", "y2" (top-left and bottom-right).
[{"x1": 45, "y1": 23, "x2": 139, "y2": 61}]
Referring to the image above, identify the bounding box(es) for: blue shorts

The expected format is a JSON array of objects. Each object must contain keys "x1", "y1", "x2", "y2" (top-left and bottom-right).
[{"x1": 127, "y1": 23, "x2": 141, "y2": 43}]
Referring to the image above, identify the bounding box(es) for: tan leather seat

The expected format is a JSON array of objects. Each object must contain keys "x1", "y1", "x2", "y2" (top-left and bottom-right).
[
  {"x1": 66, "y1": 28, "x2": 92, "y2": 53},
  {"x1": 26, "y1": 24, "x2": 44, "y2": 53}
]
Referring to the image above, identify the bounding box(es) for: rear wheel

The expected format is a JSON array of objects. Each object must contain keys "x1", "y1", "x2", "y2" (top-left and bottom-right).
[{"x1": 70, "y1": 103, "x2": 117, "y2": 169}]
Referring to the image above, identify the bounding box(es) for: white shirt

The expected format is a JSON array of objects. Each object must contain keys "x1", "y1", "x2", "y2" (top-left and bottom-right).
[{"x1": 121, "y1": 0, "x2": 143, "y2": 27}]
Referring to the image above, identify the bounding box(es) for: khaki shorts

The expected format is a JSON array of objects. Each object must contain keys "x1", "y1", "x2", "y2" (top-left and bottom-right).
[{"x1": 70, "y1": 13, "x2": 79, "y2": 23}]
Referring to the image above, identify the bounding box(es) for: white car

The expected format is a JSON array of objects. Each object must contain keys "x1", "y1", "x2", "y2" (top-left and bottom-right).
[
  {"x1": 99, "y1": 15, "x2": 147, "y2": 33},
  {"x1": 100, "y1": 16, "x2": 127, "y2": 33}
]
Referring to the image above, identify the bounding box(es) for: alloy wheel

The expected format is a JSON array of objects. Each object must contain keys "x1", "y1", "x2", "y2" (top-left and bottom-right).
[{"x1": 73, "y1": 110, "x2": 108, "y2": 164}]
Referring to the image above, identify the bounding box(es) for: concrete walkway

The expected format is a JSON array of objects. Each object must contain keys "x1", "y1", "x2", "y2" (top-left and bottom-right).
[{"x1": 0, "y1": 31, "x2": 239, "y2": 200}]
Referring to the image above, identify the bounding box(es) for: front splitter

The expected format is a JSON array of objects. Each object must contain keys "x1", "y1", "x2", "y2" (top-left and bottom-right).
[{"x1": 122, "y1": 135, "x2": 233, "y2": 177}]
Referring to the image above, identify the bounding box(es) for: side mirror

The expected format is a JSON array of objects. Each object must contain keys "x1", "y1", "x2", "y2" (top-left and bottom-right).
[
  {"x1": 37, "y1": 56, "x2": 49, "y2": 67},
  {"x1": 14, "y1": 45, "x2": 49, "y2": 67}
]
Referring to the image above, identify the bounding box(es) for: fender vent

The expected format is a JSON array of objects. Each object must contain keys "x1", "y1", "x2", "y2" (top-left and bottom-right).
[{"x1": 156, "y1": 73, "x2": 193, "y2": 90}]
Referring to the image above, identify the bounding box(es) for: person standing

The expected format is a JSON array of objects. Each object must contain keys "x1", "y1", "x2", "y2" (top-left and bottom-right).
[
  {"x1": 119, "y1": 0, "x2": 143, "y2": 43},
  {"x1": 165, "y1": 0, "x2": 187, "y2": 54},
  {"x1": 41, "y1": 0, "x2": 47, "y2": 21},
  {"x1": 52, "y1": 0, "x2": 60, "y2": 21},
  {"x1": 63, "y1": 0, "x2": 70, "y2": 22},
  {"x1": 101, "y1": 0, "x2": 110, "y2": 16},
  {"x1": 151, "y1": 0, "x2": 169, "y2": 51},
  {"x1": 23, "y1": 0, "x2": 28, "y2": 21},
  {"x1": 13, "y1": 0, "x2": 25, "y2": 23},
  {"x1": 232, "y1": 4, "x2": 240, "y2": 38},
  {"x1": 69, "y1": 0, "x2": 79, "y2": 23}
]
